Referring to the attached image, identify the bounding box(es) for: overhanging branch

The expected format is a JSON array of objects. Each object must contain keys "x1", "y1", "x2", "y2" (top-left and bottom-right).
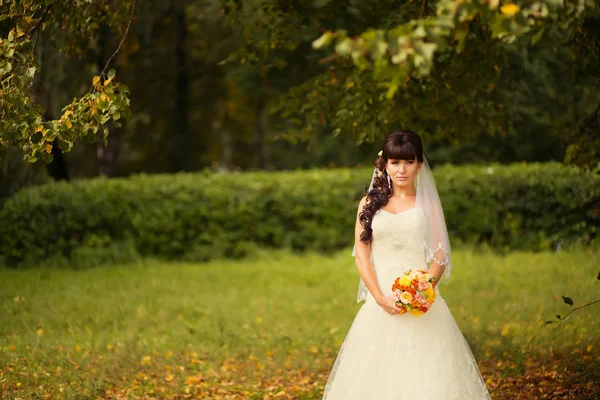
[
  {"x1": 100, "y1": 0, "x2": 138, "y2": 78},
  {"x1": 27, "y1": 4, "x2": 53, "y2": 38}
]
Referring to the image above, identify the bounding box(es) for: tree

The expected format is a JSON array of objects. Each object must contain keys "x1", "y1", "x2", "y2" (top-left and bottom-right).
[
  {"x1": 0, "y1": 0, "x2": 136, "y2": 163},
  {"x1": 222, "y1": 0, "x2": 600, "y2": 169}
]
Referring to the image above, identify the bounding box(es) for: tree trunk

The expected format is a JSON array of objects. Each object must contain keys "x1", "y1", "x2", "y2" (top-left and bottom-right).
[
  {"x1": 33, "y1": 33, "x2": 69, "y2": 181},
  {"x1": 97, "y1": 124, "x2": 120, "y2": 177},
  {"x1": 256, "y1": 99, "x2": 271, "y2": 170},
  {"x1": 221, "y1": 128, "x2": 232, "y2": 170},
  {"x1": 46, "y1": 138, "x2": 70, "y2": 181},
  {"x1": 171, "y1": 9, "x2": 190, "y2": 172}
]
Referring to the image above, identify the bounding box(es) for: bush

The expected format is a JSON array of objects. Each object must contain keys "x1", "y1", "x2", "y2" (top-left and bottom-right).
[
  {"x1": 436, "y1": 162, "x2": 600, "y2": 251},
  {"x1": 0, "y1": 162, "x2": 598, "y2": 268}
]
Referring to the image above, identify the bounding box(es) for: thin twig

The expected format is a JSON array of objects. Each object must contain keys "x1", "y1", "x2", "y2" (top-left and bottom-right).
[
  {"x1": 559, "y1": 299, "x2": 600, "y2": 322},
  {"x1": 28, "y1": 4, "x2": 53, "y2": 38},
  {"x1": 99, "y1": 0, "x2": 138, "y2": 77},
  {"x1": 318, "y1": 52, "x2": 340, "y2": 64}
]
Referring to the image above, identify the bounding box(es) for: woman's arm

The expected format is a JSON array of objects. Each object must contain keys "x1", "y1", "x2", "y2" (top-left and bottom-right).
[
  {"x1": 426, "y1": 262, "x2": 445, "y2": 288},
  {"x1": 354, "y1": 196, "x2": 385, "y2": 303}
]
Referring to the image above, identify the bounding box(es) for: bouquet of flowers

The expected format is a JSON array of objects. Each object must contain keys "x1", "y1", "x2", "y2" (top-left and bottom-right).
[{"x1": 391, "y1": 269, "x2": 436, "y2": 316}]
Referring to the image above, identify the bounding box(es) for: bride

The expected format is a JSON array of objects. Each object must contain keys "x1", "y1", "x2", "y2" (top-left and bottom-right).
[{"x1": 322, "y1": 130, "x2": 492, "y2": 400}]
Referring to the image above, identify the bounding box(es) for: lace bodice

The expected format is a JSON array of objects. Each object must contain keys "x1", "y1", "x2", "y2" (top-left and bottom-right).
[
  {"x1": 372, "y1": 207, "x2": 426, "y2": 264},
  {"x1": 369, "y1": 207, "x2": 437, "y2": 298}
]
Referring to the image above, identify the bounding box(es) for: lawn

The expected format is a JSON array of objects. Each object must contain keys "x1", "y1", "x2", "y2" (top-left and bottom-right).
[{"x1": 1, "y1": 246, "x2": 599, "y2": 399}]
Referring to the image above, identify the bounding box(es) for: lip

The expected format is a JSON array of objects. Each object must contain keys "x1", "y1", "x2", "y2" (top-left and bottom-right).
[{"x1": 397, "y1": 177, "x2": 408, "y2": 180}]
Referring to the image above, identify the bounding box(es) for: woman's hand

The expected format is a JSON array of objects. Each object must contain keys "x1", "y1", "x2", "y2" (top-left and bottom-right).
[{"x1": 376, "y1": 295, "x2": 401, "y2": 316}]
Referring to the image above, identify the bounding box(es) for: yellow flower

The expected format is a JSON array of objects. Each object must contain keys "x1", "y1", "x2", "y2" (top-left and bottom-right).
[
  {"x1": 399, "y1": 277, "x2": 411, "y2": 287},
  {"x1": 427, "y1": 287, "x2": 435, "y2": 300},
  {"x1": 400, "y1": 292, "x2": 413, "y2": 304},
  {"x1": 500, "y1": 3, "x2": 520, "y2": 17}
]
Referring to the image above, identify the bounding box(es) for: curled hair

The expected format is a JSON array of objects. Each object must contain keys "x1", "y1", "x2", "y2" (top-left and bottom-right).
[{"x1": 359, "y1": 130, "x2": 424, "y2": 244}]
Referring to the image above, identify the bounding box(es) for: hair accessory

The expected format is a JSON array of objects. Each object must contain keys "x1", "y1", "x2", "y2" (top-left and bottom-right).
[{"x1": 376, "y1": 150, "x2": 383, "y2": 177}]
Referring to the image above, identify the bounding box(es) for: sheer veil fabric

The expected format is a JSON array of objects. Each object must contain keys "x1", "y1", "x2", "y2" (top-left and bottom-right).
[{"x1": 352, "y1": 154, "x2": 452, "y2": 303}]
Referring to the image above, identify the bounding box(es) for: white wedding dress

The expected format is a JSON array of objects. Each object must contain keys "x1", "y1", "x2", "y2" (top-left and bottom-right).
[{"x1": 323, "y1": 207, "x2": 492, "y2": 400}]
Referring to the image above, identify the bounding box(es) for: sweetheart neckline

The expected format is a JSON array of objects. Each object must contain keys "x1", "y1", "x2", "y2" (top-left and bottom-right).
[{"x1": 379, "y1": 207, "x2": 416, "y2": 216}]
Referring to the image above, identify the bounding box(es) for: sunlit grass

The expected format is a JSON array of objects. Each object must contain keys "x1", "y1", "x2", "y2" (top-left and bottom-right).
[{"x1": 1, "y1": 246, "x2": 598, "y2": 399}]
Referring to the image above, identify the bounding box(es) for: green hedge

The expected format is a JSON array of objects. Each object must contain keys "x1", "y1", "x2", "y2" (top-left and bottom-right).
[{"x1": 0, "y1": 162, "x2": 598, "y2": 268}]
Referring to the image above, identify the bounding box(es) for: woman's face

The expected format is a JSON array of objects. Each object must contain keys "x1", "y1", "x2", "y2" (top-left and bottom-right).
[{"x1": 386, "y1": 157, "x2": 422, "y2": 190}]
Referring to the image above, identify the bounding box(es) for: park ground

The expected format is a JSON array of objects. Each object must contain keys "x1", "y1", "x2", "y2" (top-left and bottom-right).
[{"x1": 1, "y1": 247, "x2": 599, "y2": 399}]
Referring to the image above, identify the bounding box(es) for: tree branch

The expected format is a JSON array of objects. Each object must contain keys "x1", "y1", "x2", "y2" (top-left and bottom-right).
[
  {"x1": 318, "y1": 52, "x2": 340, "y2": 64},
  {"x1": 420, "y1": 0, "x2": 428, "y2": 17},
  {"x1": 559, "y1": 299, "x2": 600, "y2": 321},
  {"x1": 28, "y1": 4, "x2": 53, "y2": 38},
  {"x1": 100, "y1": 0, "x2": 138, "y2": 78}
]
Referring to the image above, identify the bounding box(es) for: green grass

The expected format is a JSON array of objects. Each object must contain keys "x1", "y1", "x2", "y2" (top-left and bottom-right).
[{"x1": 1, "y1": 246, "x2": 599, "y2": 399}]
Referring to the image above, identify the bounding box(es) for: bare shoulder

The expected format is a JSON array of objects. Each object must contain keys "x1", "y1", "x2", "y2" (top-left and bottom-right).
[
  {"x1": 356, "y1": 195, "x2": 368, "y2": 215},
  {"x1": 358, "y1": 195, "x2": 368, "y2": 206}
]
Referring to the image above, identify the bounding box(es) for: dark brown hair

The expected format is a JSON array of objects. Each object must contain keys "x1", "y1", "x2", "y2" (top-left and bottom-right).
[{"x1": 359, "y1": 130, "x2": 424, "y2": 244}]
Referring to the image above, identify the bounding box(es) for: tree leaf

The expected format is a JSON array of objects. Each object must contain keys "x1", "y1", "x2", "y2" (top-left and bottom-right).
[
  {"x1": 562, "y1": 296, "x2": 574, "y2": 306},
  {"x1": 531, "y1": 27, "x2": 545, "y2": 46}
]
